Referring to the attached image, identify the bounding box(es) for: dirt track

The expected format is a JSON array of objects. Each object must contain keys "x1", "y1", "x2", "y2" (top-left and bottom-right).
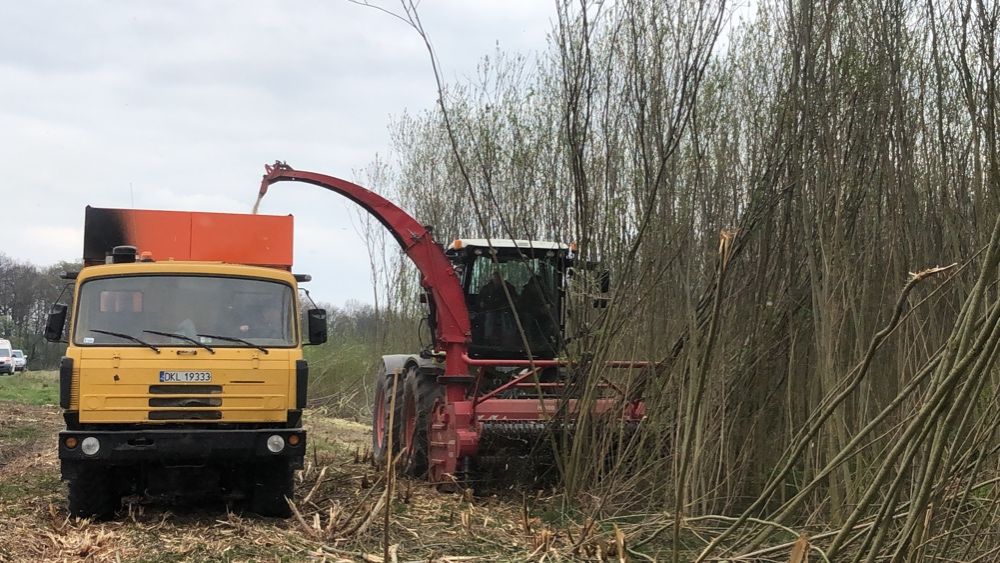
[
  {"x1": 0, "y1": 398, "x2": 359, "y2": 562},
  {"x1": 0, "y1": 401, "x2": 61, "y2": 480},
  {"x1": 0, "y1": 374, "x2": 569, "y2": 563}
]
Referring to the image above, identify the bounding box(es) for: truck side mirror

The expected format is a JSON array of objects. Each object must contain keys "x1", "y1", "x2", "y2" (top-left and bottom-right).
[
  {"x1": 306, "y1": 308, "x2": 327, "y2": 345},
  {"x1": 45, "y1": 304, "x2": 69, "y2": 342}
]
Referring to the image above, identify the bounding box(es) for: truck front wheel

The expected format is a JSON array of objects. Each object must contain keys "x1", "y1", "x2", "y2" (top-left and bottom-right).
[
  {"x1": 250, "y1": 459, "x2": 293, "y2": 517},
  {"x1": 68, "y1": 466, "x2": 120, "y2": 519}
]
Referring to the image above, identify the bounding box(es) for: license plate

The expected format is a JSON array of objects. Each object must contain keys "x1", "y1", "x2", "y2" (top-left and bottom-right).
[{"x1": 159, "y1": 370, "x2": 212, "y2": 383}]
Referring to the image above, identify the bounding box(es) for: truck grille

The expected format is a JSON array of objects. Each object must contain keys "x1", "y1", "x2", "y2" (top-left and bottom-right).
[
  {"x1": 148, "y1": 385, "x2": 223, "y2": 420},
  {"x1": 149, "y1": 410, "x2": 223, "y2": 420},
  {"x1": 149, "y1": 397, "x2": 222, "y2": 408},
  {"x1": 149, "y1": 385, "x2": 222, "y2": 394}
]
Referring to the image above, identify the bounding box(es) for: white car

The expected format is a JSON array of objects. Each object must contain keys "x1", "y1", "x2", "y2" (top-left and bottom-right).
[
  {"x1": 0, "y1": 346, "x2": 13, "y2": 376},
  {"x1": 12, "y1": 350, "x2": 26, "y2": 372}
]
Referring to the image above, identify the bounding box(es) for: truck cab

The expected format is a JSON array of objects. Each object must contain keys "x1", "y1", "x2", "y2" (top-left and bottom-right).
[{"x1": 45, "y1": 208, "x2": 327, "y2": 519}]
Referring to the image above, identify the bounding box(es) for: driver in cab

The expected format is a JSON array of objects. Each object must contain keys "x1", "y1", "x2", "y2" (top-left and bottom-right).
[{"x1": 238, "y1": 306, "x2": 284, "y2": 339}]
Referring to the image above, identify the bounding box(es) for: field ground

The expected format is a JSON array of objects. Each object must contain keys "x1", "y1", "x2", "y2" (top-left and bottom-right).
[{"x1": 0, "y1": 371, "x2": 653, "y2": 562}]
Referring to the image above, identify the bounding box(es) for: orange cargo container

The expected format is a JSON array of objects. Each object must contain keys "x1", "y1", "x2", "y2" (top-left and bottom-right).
[{"x1": 83, "y1": 207, "x2": 293, "y2": 270}]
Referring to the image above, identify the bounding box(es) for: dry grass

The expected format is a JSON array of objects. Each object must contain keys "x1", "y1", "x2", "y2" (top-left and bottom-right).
[{"x1": 0, "y1": 391, "x2": 653, "y2": 562}]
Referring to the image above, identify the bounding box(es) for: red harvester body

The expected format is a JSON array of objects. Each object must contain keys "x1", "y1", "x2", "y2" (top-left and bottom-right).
[{"x1": 258, "y1": 162, "x2": 646, "y2": 486}]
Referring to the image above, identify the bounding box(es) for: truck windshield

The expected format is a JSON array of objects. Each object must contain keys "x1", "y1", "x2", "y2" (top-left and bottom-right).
[{"x1": 74, "y1": 276, "x2": 296, "y2": 348}]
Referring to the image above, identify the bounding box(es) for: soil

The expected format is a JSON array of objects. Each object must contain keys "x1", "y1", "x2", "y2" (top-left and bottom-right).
[{"x1": 0, "y1": 381, "x2": 596, "y2": 562}]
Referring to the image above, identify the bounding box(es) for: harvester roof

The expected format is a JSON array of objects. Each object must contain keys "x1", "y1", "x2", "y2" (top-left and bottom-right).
[{"x1": 447, "y1": 239, "x2": 570, "y2": 251}]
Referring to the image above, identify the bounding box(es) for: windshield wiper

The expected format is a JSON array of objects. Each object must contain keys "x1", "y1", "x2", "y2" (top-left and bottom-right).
[
  {"x1": 89, "y1": 329, "x2": 161, "y2": 353},
  {"x1": 142, "y1": 330, "x2": 215, "y2": 353},
  {"x1": 196, "y1": 334, "x2": 269, "y2": 354}
]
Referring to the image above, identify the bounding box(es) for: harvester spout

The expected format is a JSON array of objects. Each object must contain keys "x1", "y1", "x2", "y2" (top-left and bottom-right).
[
  {"x1": 258, "y1": 161, "x2": 294, "y2": 197},
  {"x1": 256, "y1": 162, "x2": 472, "y2": 377}
]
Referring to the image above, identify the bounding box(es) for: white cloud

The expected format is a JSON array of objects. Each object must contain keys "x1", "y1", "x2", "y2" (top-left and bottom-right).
[
  {"x1": 1, "y1": 0, "x2": 552, "y2": 303},
  {"x1": 10, "y1": 226, "x2": 83, "y2": 267}
]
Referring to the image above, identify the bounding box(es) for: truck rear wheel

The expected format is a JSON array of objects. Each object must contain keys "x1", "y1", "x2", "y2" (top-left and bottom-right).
[
  {"x1": 68, "y1": 466, "x2": 120, "y2": 519},
  {"x1": 372, "y1": 364, "x2": 404, "y2": 467},
  {"x1": 400, "y1": 366, "x2": 444, "y2": 478},
  {"x1": 250, "y1": 459, "x2": 293, "y2": 517}
]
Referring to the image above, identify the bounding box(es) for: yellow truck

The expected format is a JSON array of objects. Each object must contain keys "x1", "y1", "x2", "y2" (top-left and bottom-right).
[{"x1": 44, "y1": 207, "x2": 327, "y2": 518}]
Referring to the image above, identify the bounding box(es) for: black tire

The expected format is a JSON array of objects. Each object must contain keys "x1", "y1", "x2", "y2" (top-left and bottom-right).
[
  {"x1": 372, "y1": 364, "x2": 404, "y2": 467},
  {"x1": 68, "y1": 466, "x2": 120, "y2": 519},
  {"x1": 400, "y1": 366, "x2": 444, "y2": 478},
  {"x1": 250, "y1": 459, "x2": 293, "y2": 517}
]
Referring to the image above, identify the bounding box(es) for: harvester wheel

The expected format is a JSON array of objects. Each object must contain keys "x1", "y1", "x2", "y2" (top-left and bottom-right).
[
  {"x1": 67, "y1": 465, "x2": 120, "y2": 519},
  {"x1": 400, "y1": 366, "x2": 444, "y2": 478},
  {"x1": 372, "y1": 364, "x2": 404, "y2": 466}
]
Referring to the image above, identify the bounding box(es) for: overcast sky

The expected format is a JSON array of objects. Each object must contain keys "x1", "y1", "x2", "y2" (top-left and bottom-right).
[{"x1": 1, "y1": 0, "x2": 553, "y2": 305}]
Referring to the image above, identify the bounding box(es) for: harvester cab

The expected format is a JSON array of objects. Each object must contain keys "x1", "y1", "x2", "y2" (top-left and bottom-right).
[{"x1": 445, "y1": 239, "x2": 570, "y2": 361}]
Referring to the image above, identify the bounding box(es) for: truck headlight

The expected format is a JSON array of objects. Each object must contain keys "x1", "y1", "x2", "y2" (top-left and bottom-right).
[
  {"x1": 81, "y1": 437, "x2": 100, "y2": 456},
  {"x1": 266, "y1": 435, "x2": 285, "y2": 453}
]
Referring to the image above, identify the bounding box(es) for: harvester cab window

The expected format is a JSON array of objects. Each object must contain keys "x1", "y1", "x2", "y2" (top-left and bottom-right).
[
  {"x1": 74, "y1": 275, "x2": 296, "y2": 348},
  {"x1": 466, "y1": 253, "x2": 561, "y2": 359}
]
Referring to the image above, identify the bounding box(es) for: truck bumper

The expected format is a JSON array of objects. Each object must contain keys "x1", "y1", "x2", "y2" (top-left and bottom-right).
[{"x1": 58, "y1": 428, "x2": 306, "y2": 468}]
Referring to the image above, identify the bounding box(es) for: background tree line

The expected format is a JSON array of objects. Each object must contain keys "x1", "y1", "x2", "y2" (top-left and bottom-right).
[
  {"x1": 344, "y1": 0, "x2": 1000, "y2": 559},
  {"x1": 0, "y1": 253, "x2": 78, "y2": 369}
]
